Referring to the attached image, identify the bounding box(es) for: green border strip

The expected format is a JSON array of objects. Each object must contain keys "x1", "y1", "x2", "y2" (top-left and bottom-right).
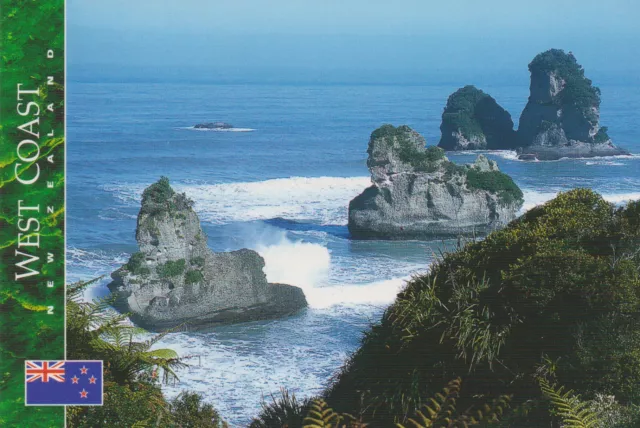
[{"x1": 1, "y1": 0, "x2": 65, "y2": 426}]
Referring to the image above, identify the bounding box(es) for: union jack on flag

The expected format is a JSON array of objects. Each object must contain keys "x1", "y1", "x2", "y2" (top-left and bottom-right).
[
  {"x1": 26, "y1": 361, "x2": 66, "y2": 383},
  {"x1": 25, "y1": 360, "x2": 103, "y2": 406}
]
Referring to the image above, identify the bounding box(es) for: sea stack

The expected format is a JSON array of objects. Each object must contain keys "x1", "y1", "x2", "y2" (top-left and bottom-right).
[
  {"x1": 517, "y1": 49, "x2": 628, "y2": 160},
  {"x1": 348, "y1": 125, "x2": 523, "y2": 239},
  {"x1": 108, "y1": 177, "x2": 307, "y2": 331},
  {"x1": 438, "y1": 85, "x2": 517, "y2": 151}
]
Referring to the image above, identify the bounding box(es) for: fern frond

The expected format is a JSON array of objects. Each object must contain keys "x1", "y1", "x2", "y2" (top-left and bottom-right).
[{"x1": 539, "y1": 378, "x2": 600, "y2": 428}]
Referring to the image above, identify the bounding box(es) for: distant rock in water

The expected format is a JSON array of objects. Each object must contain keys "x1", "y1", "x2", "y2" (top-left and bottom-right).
[
  {"x1": 107, "y1": 177, "x2": 307, "y2": 331},
  {"x1": 194, "y1": 122, "x2": 234, "y2": 129},
  {"x1": 438, "y1": 85, "x2": 517, "y2": 151},
  {"x1": 348, "y1": 125, "x2": 523, "y2": 239},
  {"x1": 517, "y1": 49, "x2": 629, "y2": 160}
]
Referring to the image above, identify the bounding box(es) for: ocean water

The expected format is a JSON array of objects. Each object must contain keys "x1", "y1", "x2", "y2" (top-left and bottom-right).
[{"x1": 67, "y1": 80, "x2": 640, "y2": 425}]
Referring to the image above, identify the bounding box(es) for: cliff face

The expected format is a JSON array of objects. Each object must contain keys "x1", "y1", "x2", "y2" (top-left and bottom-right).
[
  {"x1": 349, "y1": 125, "x2": 523, "y2": 239},
  {"x1": 517, "y1": 49, "x2": 627, "y2": 160},
  {"x1": 108, "y1": 177, "x2": 307, "y2": 331},
  {"x1": 438, "y1": 86, "x2": 516, "y2": 151}
]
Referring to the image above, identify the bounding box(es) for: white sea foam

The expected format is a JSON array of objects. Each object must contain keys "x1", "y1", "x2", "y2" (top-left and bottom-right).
[
  {"x1": 105, "y1": 176, "x2": 371, "y2": 225},
  {"x1": 254, "y1": 235, "x2": 411, "y2": 309},
  {"x1": 451, "y1": 150, "x2": 640, "y2": 162},
  {"x1": 105, "y1": 175, "x2": 640, "y2": 229}
]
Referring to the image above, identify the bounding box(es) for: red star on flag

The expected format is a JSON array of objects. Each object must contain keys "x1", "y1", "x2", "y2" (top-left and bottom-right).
[
  {"x1": 89, "y1": 375, "x2": 97, "y2": 384},
  {"x1": 80, "y1": 389, "x2": 88, "y2": 398},
  {"x1": 80, "y1": 366, "x2": 88, "y2": 375},
  {"x1": 71, "y1": 376, "x2": 79, "y2": 384}
]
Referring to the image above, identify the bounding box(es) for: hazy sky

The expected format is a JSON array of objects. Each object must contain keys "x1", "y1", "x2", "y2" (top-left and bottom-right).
[{"x1": 67, "y1": 0, "x2": 640, "y2": 83}]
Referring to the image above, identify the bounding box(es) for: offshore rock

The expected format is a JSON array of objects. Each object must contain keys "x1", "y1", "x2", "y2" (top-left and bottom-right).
[
  {"x1": 438, "y1": 85, "x2": 517, "y2": 151},
  {"x1": 348, "y1": 125, "x2": 523, "y2": 239},
  {"x1": 194, "y1": 122, "x2": 234, "y2": 129},
  {"x1": 108, "y1": 177, "x2": 307, "y2": 331},
  {"x1": 517, "y1": 49, "x2": 628, "y2": 160}
]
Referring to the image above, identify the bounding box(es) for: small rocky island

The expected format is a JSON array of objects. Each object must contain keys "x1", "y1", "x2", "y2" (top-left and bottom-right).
[
  {"x1": 108, "y1": 177, "x2": 307, "y2": 331},
  {"x1": 348, "y1": 125, "x2": 523, "y2": 239},
  {"x1": 516, "y1": 49, "x2": 628, "y2": 160},
  {"x1": 437, "y1": 49, "x2": 629, "y2": 160},
  {"x1": 438, "y1": 85, "x2": 516, "y2": 151},
  {"x1": 194, "y1": 122, "x2": 234, "y2": 129}
]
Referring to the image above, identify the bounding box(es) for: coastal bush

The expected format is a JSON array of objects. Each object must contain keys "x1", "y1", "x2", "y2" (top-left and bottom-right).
[
  {"x1": 158, "y1": 259, "x2": 186, "y2": 278},
  {"x1": 66, "y1": 279, "x2": 224, "y2": 427},
  {"x1": 325, "y1": 189, "x2": 640, "y2": 426},
  {"x1": 529, "y1": 49, "x2": 601, "y2": 112},
  {"x1": 465, "y1": 168, "x2": 524, "y2": 205},
  {"x1": 368, "y1": 124, "x2": 445, "y2": 172},
  {"x1": 185, "y1": 269, "x2": 204, "y2": 285},
  {"x1": 249, "y1": 388, "x2": 313, "y2": 428},
  {"x1": 594, "y1": 126, "x2": 611, "y2": 144},
  {"x1": 140, "y1": 176, "x2": 194, "y2": 215},
  {"x1": 125, "y1": 251, "x2": 150, "y2": 275},
  {"x1": 440, "y1": 85, "x2": 487, "y2": 139},
  {"x1": 191, "y1": 256, "x2": 206, "y2": 267}
]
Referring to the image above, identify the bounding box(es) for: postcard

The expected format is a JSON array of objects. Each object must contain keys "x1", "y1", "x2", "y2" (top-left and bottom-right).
[{"x1": 2, "y1": 1, "x2": 639, "y2": 427}]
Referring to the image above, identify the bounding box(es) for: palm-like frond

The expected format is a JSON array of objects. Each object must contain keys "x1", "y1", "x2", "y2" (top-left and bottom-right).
[{"x1": 539, "y1": 378, "x2": 600, "y2": 428}]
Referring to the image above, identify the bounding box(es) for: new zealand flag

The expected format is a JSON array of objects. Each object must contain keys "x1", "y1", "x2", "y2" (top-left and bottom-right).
[{"x1": 25, "y1": 360, "x2": 103, "y2": 406}]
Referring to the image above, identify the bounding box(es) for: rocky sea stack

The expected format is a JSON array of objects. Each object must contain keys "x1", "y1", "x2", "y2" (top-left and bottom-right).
[
  {"x1": 194, "y1": 122, "x2": 233, "y2": 129},
  {"x1": 438, "y1": 85, "x2": 516, "y2": 151},
  {"x1": 517, "y1": 49, "x2": 628, "y2": 160},
  {"x1": 108, "y1": 177, "x2": 307, "y2": 331},
  {"x1": 348, "y1": 125, "x2": 523, "y2": 239}
]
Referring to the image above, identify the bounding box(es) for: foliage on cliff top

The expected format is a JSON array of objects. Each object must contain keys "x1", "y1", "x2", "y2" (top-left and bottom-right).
[
  {"x1": 140, "y1": 177, "x2": 194, "y2": 215},
  {"x1": 529, "y1": 49, "x2": 602, "y2": 113},
  {"x1": 368, "y1": 124, "x2": 445, "y2": 172},
  {"x1": 466, "y1": 168, "x2": 524, "y2": 205},
  {"x1": 326, "y1": 189, "x2": 640, "y2": 426},
  {"x1": 440, "y1": 85, "x2": 488, "y2": 139}
]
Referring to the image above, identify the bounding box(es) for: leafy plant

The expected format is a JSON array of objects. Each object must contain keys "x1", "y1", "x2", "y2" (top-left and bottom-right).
[
  {"x1": 250, "y1": 388, "x2": 313, "y2": 428},
  {"x1": 158, "y1": 259, "x2": 186, "y2": 278},
  {"x1": 185, "y1": 269, "x2": 204, "y2": 285},
  {"x1": 539, "y1": 378, "x2": 600, "y2": 428}
]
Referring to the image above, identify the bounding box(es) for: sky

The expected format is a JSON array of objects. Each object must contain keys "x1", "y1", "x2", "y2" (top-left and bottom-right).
[{"x1": 67, "y1": 0, "x2": 640, "y2": 84}]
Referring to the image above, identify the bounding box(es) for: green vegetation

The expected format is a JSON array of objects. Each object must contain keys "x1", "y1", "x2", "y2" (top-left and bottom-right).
[
  {"x1": 185, "y1": 269, "x2": 204, "y2": 285},
  {"x1": 325, "y1": 189, "x2": 640, "y2": 426},
  {"x1": 250, "y1": 389, "x2": 313, "y2": 428},
  {"x1": 192, "y1": 256, "x2": 206, "y2": 267},
  {"x1": 466, "y1": 168, "x2": 524, "y2": 205},
  {"x1": 125, "y1": 252, "x2": 150, "y2": 275},
  {"x1": 67, "y1": 279, "x2": 224, "y2": 427},
  {"x1": 140, "y1": 177, "x2": 194, "y2": 216},
  {"x1": 529, "y1": 49, "x2": 601, "y2": 114},
  {"x1": 0, "y1": 0, "x2": 65, "y2": 424},
  {"x1": 368, "y1": 124, "x2": 445, "y2": 172},
  {"x1": 594, "y1": 126, "x2": 611, "y2": 144},
  {"x1": 157, "y1": 259, "x2": 186, "y2": 278},
  {"x1": 441, "y1": 85, "x2": 488, "y2": 139}
]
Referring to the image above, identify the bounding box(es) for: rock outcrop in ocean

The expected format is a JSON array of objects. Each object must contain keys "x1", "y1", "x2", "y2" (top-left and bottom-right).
[
  {"x1": 194, "y1": 122, "x2": 234, "y2": 129},
  {"x1": 438, "y1": 85, "x2": 516, "y2": 151},
  {"x1": 348, "y1": 125, "x2": 523, "y2": 239},
  {"x1": 516, "y1": 49, "x2": 628, "y2": 160},
  {"x1": 108, "y1": 177, "x2": 307, "y2": 331}
]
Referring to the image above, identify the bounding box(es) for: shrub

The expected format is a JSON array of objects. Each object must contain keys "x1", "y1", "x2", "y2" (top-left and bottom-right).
[
  {"x1": 249, "y1": 388, "x2": 313, "y2": 428},
  {"x1": 140, "y1": 177, "x2": 194, "y2": 216},
  {"x1": 185, "y1": 269, "x2": 204, "y2": 285},
  {"x1": 191, "y1": 256, "x2": 205, "y2": 267},
  {"x1": 326, "y1": 189, "x2": 640, "y2": 426},
  {"x1": 157, "y1": 259, "x2": 186, "y2": 278},
  {"x1": 594, "y1": 126, "x2": 610, "y2": 144},
  {"x1": 170, "y1": 391, "x2": 223, "y2": 427},
  {"x1": 125, "y1": 252, "x2": 150, "y2": 275},
  {"x1": 368, "y1": 124, "x2": 445, "y2": 172},
  {"x1": 465, "y1": 168, "x2": 524, "y2": 205},
  {"x1": 529, "y1": 49, "x2": 601, "y2": 112}
]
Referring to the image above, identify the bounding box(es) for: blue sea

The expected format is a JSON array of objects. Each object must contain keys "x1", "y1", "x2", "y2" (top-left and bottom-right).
[{"x1": 67, "y1": 78, "x2": 640, "y2": 425}]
